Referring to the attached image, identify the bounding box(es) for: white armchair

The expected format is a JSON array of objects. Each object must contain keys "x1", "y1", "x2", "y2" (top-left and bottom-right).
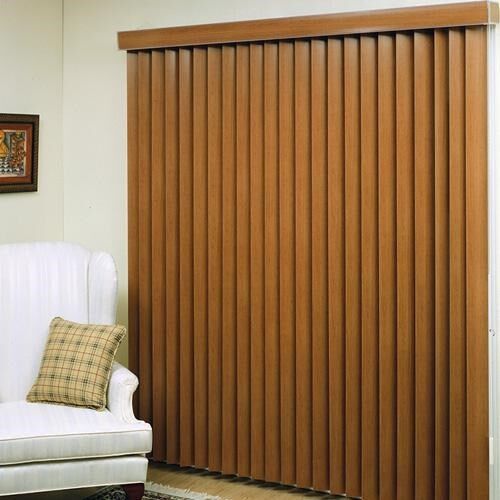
[{"x1": 0, "y1": 242, "x2": 152, "y2": 498}]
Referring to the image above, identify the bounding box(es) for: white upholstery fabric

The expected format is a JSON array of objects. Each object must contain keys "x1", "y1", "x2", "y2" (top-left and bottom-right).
[
  {"x1": 107, "y1": 362, "x2": 140, "y2": 423},
  {"x1": 89, "y1": 251, "x2": 118, "y2": 325},
  {"x1": 0, "y1": 456, "x2": 148, "y2": 495},
  {"x1": 0, "y1": 242, "x2": 117, "y2": 403},
  {"x1": 0, "y1": 401, "x2": 151, "y2": 466},
  {"x1": 0, "y1": 242, "x2": 151, "y2": 495}
]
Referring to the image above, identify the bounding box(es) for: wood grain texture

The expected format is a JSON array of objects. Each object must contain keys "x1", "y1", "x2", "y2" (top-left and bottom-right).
[
  {"x1": 118, "y1": 2, "x2": 497, "y2": 50},
  {"x1": 222, "y1": 45, "x2": 237, "y2": 474},
  {"x1": 249, "y1": 43, "x2": 265, "y2": 481},
  {"x1": 433, "y1": 28, "x2": 450, "y2": 500},
  {"x1": 151, "y1": 50, "x2": 167, "y2": 461},
  {"x1": 178, "y1": 48, "x2": 194, "y2": 467},
  {"x1": 128, "y1": 26, "x2": 490, "y2": 500},
  {"x1": 278, "y1": 40, "x2": 296, "y2": 488},
  {"x1": 236, "y1": 44, "x2": 251, "y2": 478},
  {"x1": 449, "y1": 28, "x2": 467, "y2": 500},
  {"x1": 395, "y1": 33, "x2": 415, "y2": 500},
  {"x1": 264, "y1": 42, "x2": 281, "y2": 483},
  {"x1": 207, "y1": 46, "x2": 223, "y2": 472},
  {"x1": 360, "y1": 34, "x2": 379, "y2": 500},
  {"x1": 193, "y1": 47, "x2": 208, "y2": 469},
  {"x1": 377, "y1": 33, "x2": 397, "y2": 500},
  {"x1": 137, "y1": 51, "x2": 153, "y2": 426},
  {"x1": 414, "y1": 31, "x2": 435, "y2": 500},
  {"x1": 344, "y1": 36, "x2": 361, "y2": 498},
  {"x1": 465, "y1": 25, "x2": 489, "y2": 500},
  {"x1": 294, "y1": 39, "x2": 313, "y2": 488},
  {"x1": 327, "y1": 37, "x2": 346, "y2": 496},
  {"x1": 311, "y1": 38, "x2": 329, "y2": 492},
  {"x1": 126, "y1": 52, "x2": 139, "y2": 414},
  {"x1": 165, "y1": 49, "x2": 180, "y2": 464}
]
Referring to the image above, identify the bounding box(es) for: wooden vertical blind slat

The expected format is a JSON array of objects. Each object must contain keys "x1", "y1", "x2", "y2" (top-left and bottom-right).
[
  {"x1": 193, "y1": 47, "x2": 208, "y2": 469},
  {"x1": 327, "y1": 37, "x2": 346, "y2": 495},
  {"x1": 151, "y1": 50, "x2": 167, "y2": 461},
  {"x1": 126, "y1": 52, "x2": 139, "y2": 415},
  {"x1": 207, "y1": 46, "x2": 223, "y2": 472},
  {"x1": 294, "y1": 39, "x2": 313, "y2": 488},
  {"x1": 311, "y1": 38, "x2": 329, "y2": 492},
  {"x1": 449, "y1": 28, "x2": 467, "y2": 500},
  {"x1": 278, "y1": 40, "x2": 296, "y2": 487},
  {"x1": 264, "y1": 42, "x2": 281, "y2": 483},
  {"x1": 377, "y1": 33, "x2": 397, "y2": 500},
  {"x1": 235, "y1": 44, "x2": 251, "y2": 478},
  {"x1": 433, "y1": 28, "x2": 450, "y2": 500},
  {"x1": 465, "y1": 26, "x2": 489, "y2": 500},
  {"x1": 344, "y1": 36, "x2": 362, "y2": 498},
  {"x1": 128, "y1": 25, "x2": 490, "y2": 500},
  {"x1": 221, "y1": 44, "x2": 237, "y2": 474},
  {"x1": 360, "y1": 34, "x2": 379, "y2": 500},
  {"x1": 414, "y1": 31, "x2": 435, "y2": 500},
  {"x1": 165, "y1": 48, "x2": 180, "y2": 465},
  {"x1": 395, "y1": 32, "x2": 415, "y2": 500},
  {"x1": 178, "y1": 48, "x2": 194, "y2": 467},
  {"x1": 137, "y1": 51, "x2": 153, "y2": 427},
  {"x1": 249, "y1": 43, "x2": 265, "y2": 481}
]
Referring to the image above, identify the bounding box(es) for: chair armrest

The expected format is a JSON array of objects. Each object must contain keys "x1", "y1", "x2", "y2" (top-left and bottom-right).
[{"x1": 107, "y1": 362, "x2": 141, "y2": 423}]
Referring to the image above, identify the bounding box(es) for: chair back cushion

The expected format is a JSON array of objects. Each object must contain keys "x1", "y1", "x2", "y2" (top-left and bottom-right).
[{"x1": 0, "y1": 242, "x2": 117, "y2": 402}]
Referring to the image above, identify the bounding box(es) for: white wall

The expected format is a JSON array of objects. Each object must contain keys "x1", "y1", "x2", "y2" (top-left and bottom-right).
[
  {"x1": 0, "y1": 0, "x2": 63, "y2": 243},
  {"x1": 62, "y1": 0, "x2": 481, "y2": 366}
]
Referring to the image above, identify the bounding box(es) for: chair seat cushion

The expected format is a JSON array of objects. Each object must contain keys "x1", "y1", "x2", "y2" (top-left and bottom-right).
[{"x1": 0, "y1": 401, "x2": 151, "y2": 465}]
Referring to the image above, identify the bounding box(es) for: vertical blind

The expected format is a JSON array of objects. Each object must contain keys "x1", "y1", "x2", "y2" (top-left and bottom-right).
[{"x1": 126, "y1": 24, "x2": 489, "y2": 500}]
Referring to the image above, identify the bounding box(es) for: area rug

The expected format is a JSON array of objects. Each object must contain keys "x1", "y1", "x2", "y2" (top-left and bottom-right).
[
  {"x1": 85, "y1": 482, "x2": 223, "y2": 500},
  {"x1": 146, "y1": 482, "x2": 222, "y2": 499}
]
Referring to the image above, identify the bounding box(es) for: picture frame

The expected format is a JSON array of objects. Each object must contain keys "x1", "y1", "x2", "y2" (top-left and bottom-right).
[{"x1": 0, "y1": 113, "x2": 39, "y2": 193}]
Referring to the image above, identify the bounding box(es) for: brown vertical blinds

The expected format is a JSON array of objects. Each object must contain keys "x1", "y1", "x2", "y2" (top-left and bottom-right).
[{"x1": 127, "y1": 26, "x2": 489, "y2": 499}]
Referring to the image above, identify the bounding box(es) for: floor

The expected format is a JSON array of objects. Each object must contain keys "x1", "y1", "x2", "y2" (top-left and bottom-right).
[
  {"x1": 147, "y1": 462, "x2": 345, "y2": 499},
  {"x1": 4, "y1": 461, "x2": 346, "y2": 499}
]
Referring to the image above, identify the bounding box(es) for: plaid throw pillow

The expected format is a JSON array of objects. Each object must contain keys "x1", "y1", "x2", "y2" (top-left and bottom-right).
[{"x1": 27, "y1": 317, "x2": 126, "y2": 410}]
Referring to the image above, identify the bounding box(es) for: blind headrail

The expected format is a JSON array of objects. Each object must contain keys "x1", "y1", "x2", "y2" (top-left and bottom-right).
[{"x1": 118, "y1": 1, "x2": 498, "y2": 51}]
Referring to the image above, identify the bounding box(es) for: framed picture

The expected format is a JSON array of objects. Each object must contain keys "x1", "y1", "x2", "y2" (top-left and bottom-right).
[{"x1": 0, "y1": 114, "x2": 39, "y2": 193}]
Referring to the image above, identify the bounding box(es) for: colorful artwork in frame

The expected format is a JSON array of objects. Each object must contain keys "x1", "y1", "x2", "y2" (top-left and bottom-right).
[{"x1": 0, "y1": 114, "x2": 39, "y2": 193}]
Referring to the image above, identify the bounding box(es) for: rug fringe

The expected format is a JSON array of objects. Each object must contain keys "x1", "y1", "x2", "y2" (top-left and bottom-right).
[{"x1": 145, "y1": 481, "x2": 223, "y2": 500}]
